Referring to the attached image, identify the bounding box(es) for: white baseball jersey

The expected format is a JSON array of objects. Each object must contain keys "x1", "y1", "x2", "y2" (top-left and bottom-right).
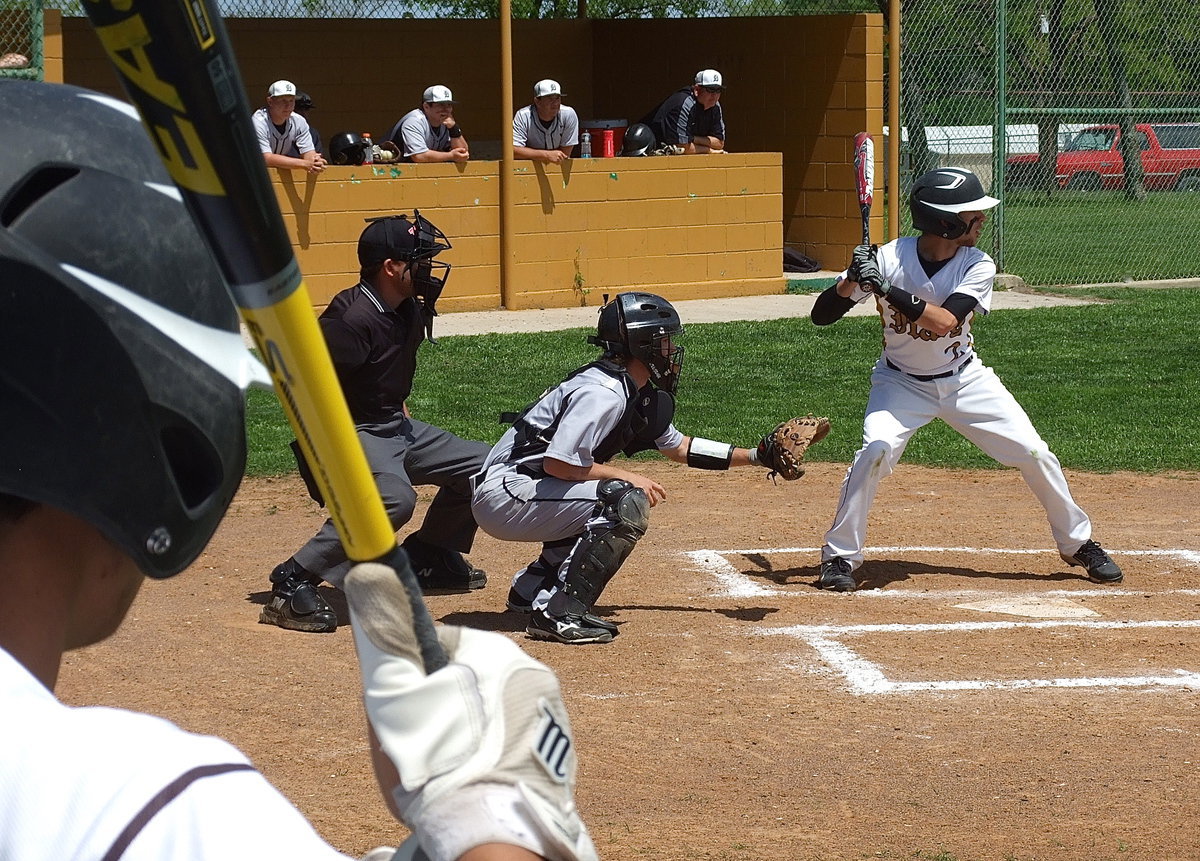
[
  {"x1": 391, "y1": 108, "x2": 451, "y2": 158},
  {"x1": 512, "y1": 104, "x2": 580, "y2": 150},
  {"x1": 251, "y1": 107, "x2": 316, "y2": 156},
  {"x1": 841, "y1": 236, "x2": 995, "y2": 376},
  {"x1": 0, "y1": 648, "x2": 350, "y2": 860}
]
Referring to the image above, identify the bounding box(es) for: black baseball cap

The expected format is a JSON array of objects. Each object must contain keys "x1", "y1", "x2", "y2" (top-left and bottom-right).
[{"x1": 357, "y1": 212, "x2": 450, "y2": 266}]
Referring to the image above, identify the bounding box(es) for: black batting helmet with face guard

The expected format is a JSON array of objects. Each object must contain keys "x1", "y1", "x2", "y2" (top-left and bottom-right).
[
  {"x1": 588, "y1": 292, "x2": 684, "y2": 394},
  {"x1": 909, "y1": 167, "x2": 1000, "y2": 239}
]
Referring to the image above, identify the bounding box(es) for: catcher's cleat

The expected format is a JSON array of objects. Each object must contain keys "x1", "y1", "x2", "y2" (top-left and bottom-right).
[
  {"x1": 817, "y1": 557, "x2": 856, "y2": 592},
  {"x1": 260, "y1": 560, "x2": 338, "y2": 633},
  {"x1": 506, "y1": 587, "x2": 619, "y2": 635},
  {"x1": 402, "y1": 535, "x2": 487, "y2": 592},
  {"x1": 1061, "y1": 539, "x2": 1123, "y2": 584},
  {"x1": 527, "y1": 609, "x2": 614, "y2": 644}
]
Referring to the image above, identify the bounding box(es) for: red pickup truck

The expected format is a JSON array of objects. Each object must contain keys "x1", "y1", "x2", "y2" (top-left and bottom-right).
[{"x1": 1005, "y1": 123, "x2": 1200, "y2": 192}]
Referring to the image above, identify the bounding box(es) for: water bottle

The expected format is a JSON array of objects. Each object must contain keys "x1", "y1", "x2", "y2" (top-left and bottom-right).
[
  {"x1": 362, "y1": 132, "x2": 374, "y2": 164},
  {"x1": 580, "y1": 131, "x2": 592, "y2": 158}
]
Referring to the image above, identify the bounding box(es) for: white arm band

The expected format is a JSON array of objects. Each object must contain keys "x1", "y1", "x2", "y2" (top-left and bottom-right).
[{"x1": 686, "y1": 437, "x2": 735, "y2": 470}]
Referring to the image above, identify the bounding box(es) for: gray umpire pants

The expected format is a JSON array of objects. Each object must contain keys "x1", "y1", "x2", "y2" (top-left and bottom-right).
[{"x1": 293, "y1": 414, "x2": 488, "y2": 588}]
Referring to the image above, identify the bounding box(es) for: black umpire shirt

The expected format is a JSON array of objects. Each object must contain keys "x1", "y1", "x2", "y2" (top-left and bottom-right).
[
  {"x1": 641, "y1": 87, "x2": 726, "y2": 146},
  {"x1": 318, "y1": 281, "x2": 425, "y2": 424}
]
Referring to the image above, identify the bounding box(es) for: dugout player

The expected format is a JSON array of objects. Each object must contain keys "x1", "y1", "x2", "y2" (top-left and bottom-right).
[
  {"x1": 810, "y1": 166, "x2": 1122, "y2": 592},
  {"x1": 386, "y1": 84, "x2": 470, "y2": 163},
  {"x1": 640, "y1": 69, "x2": 727, "y2": 155},
  {"x1": 513, "y1": 79, "x2": 579, "y2": 163},
  {"x1": 264, "y1": 212, "x2": 489, "y2": 634},
  {"x1": 471, "y1": 292, "x2": 773, "y2": 644},
  {"x1": 0, "y1": 80, "x2": 596, "y2": 861},
  {"x1": 253, "y1": 79, "x2": 327, "y2": 173}
]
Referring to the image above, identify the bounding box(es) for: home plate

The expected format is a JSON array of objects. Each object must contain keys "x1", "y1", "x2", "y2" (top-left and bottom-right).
[{"x1": 954, "y1": 596, "x2": 1100, "y2": 619}]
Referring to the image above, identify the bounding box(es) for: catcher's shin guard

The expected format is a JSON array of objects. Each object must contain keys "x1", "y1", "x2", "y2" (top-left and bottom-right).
[{"x1": 548, "y1": 479, "x2": 649, "y2": 616}]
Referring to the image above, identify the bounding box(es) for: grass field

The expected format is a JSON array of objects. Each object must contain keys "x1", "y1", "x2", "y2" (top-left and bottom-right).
[
  {"x1": 245, "y1": 286, "x2": 1200, "y2": 476},
  {"x1": 996, "y1": 191, "x2": 1200, "y2": 286}
]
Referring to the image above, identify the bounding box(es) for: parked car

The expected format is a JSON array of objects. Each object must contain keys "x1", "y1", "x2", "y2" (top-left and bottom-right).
[{"x1": 1005, "y1": 123, "x2": 1200, "y2": 191}]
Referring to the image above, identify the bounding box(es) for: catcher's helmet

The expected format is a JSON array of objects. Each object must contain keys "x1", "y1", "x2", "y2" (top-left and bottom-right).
[
  {"x1": 0, "y1": 81, "x2": 266, "y2": 578},
  {"x1": 588, "y1": 292, "x2": 684, "y2": 393},
  {"x1": 329, "y1": 131, "x2": 369, "y2": 165},
  {"x1": 909, "y1": 167, "x2": 1000, "y2": 239},
  {"x1": 622, "y1": 123, "x2": 656, "y2": 157}
]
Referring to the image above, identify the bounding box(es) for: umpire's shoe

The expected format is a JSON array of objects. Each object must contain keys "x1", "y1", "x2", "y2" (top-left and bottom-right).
[
  {"x1": 1061, "y1": 539, "x2": 1123, "y2": 583},
  {"x1": 402, "y1": 535, "x2": 487, "y2": 592},
  {"x1": 527, "y1": 609, "x2": 614, "y2": 645},
  {"x1": 260, "y1": 559, "x2": 338, "y2": 633},
  {"x1": 817, "y1": 557, "x2": 856, "y2": 592}
]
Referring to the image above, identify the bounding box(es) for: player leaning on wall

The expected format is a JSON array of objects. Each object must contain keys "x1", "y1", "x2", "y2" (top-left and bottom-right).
[{"x1": 810, "y1": 167, "x2": 1122, "y2": 593}]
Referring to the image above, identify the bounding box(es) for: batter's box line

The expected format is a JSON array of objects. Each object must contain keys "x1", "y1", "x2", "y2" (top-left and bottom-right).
[
  {"x1": 681, "y1": 546, "x2": 1200, "y2": 599},
  {"x1": 762, "y1": 619, "x2": 1200, "y2": 695}
]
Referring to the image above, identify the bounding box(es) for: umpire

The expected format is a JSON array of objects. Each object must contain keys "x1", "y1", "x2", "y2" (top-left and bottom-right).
[{"x1": 262, "y1": 212, "x2": 488, "y2": 634}]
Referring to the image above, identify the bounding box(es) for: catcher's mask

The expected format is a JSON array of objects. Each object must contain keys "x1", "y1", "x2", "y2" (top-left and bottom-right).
[
  {"x1": 0, "y1": 81, "x2": 267, "y2": 579},
  {"x1": 588, "y1": 292, "x2": 684, "y2": 394},
  {"x1": 360, "y1": 211, "x2": 452, "y2": 338},
  {"x1": 909, "y1": 167, "x2": 999, "y2": 239}
]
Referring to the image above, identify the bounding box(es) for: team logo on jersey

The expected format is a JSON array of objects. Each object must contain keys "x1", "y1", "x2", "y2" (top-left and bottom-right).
[{"x1": 533, "y1": 699, "x2": 574, "y2": 783}]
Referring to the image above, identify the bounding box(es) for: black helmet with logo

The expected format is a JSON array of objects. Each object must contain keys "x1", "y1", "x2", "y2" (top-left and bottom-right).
[
  {"x1": 0, "y1": 81, "x2": 266, "y2": 578},
  {"x1": 588, "y1": 292, "x2": 684, "y2": 393},
  {"x1": 909, "y1": 167, "x2": 1000, "y2": 239},
  {"x1": 622, "y1": 123, "x2": 656, "y2": 157},
  {"x1": 329, "y1": 131, "x2": 368, "y2": 165}
]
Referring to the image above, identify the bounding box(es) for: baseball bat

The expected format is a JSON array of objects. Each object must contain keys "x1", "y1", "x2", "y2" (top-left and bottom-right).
[
  {"x1": 853, "y1": 131, "x2": 874, "y2": 245},
  {"x1": 83, "y1": 0, "x2": 447, "y2": 672}
]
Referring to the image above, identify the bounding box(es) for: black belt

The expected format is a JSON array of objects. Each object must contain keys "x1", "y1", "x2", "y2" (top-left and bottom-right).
[{"x1": 886, "y1": 356, "x2": 973, "y2": 381}]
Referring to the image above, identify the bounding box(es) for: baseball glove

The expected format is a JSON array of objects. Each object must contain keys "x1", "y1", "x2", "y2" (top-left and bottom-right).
[{"x1": 756, "y1": 415, "x2": 831, "y2": 481}]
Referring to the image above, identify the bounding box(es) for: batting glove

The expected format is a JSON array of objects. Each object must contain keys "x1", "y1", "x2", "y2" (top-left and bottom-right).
[
  {"x1": 345, "y1": 562, "x2": 598, "y2": 861},
  {"x1": 846, "y1": 243, "x2": 880, "y2": 286}
]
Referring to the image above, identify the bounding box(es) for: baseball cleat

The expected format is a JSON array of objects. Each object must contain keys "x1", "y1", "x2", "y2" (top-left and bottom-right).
[
  {"x1": 260, "y1": 560, "x2": 338, "y2": 633},
  {"x1": 506, "y1": 587, "x2": 619, "y2": 635},
  {"x1": 1061, "y1": 539, "x2": 1123, "y2": 583},
  {"x1": 402, "y1": 535, "x2": 487, "y2": 592},
  {"x1": 527, "y1": 609, "x2": 614, "y2": 644},
  {"x1": 816, "y1": 557, "x2": 856, "y2": 592}
]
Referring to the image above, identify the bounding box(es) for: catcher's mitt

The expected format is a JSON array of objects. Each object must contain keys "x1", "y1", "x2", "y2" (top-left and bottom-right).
[{"x1": 756, "y1": 415, "x2": 831, "y2": 481}]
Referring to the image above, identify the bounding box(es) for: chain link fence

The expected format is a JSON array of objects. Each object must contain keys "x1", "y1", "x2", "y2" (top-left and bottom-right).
[
  {"x1": 900, "y1": 0, "x2": 1200, "y2": 286},
  {"x1": 1, "y1": 1, "x2": 43, "y2": 79}
]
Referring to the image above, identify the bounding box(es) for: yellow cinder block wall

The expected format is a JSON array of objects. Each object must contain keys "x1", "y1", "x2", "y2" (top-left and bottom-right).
[
  {"x1": 271, "y1": 154, "x2": 781, "y2": 312},
  {"x1": 54, "y1": 12, "x2": 880, "y2": 286}
]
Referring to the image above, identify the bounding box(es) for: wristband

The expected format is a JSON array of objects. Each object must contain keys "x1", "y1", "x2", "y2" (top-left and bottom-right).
[
  {"x1": 448, "y1": 126, "x2": 463, "y2": 139},
  {"x1": 878, "y1": 282, "x2": 927, "y2": 322},
  {"x1": 747, "y1": 447, "x2": 760, "y2": 466},
  {"x1": 687, "y1": 437, "x2": 734, "y2": 470}
]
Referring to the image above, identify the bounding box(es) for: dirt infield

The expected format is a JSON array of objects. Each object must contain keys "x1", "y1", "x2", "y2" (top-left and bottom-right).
[{"x1": 56, "y1": 462, "x2": 1199, "y2": 860}]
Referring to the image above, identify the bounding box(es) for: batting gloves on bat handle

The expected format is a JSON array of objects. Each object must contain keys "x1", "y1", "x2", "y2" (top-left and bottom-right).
[
  {"x1": 846, "y1": 243, "x2": 878, "y2": 285},
  {"x1": 345, "y1": 562, "x2": 598, "y2": 861}
]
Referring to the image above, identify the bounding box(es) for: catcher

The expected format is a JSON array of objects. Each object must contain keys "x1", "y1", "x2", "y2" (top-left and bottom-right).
[{"x1": 470, "y1": 291, "x2": 829, "y2": 644}]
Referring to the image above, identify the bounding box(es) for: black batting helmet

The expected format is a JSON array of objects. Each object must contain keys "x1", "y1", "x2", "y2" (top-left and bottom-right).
[
  {"x1": 329, "y1": 131, "x2": 368, "y2": 165},
  {"x1": 622, "y1": 123, "x2": 656, "y2": 157},
  {"x1": 909, "y1": 167, "x2": 1000, "y2": 239},
  {"x1": 588, "y1": 292, "x2": 684, "y2": 393},
  {"x1": 0, "y1": 81, "x2": 265, "y2": 578}
]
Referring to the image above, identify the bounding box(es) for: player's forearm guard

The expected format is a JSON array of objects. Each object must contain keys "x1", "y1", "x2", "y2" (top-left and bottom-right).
[{"x1": 687, "y1": 437, "x2": 734, "y2": 470}]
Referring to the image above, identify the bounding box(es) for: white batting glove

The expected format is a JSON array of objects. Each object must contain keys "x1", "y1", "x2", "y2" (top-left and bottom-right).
[{"x1": 345, "y1": 562, "x2": 598, "y2": 861}]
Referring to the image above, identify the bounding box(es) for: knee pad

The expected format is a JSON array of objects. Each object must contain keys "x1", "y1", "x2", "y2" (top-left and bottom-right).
[{"x1": 554, "y1": 480, "x2": 649, "y2": 613}]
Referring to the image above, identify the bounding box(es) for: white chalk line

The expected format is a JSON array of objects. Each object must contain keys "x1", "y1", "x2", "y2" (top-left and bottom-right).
[
  {"x1": 680, "y1": 545, "x2": 1200, "y2": 694},
  {"x1": 681, "y1": 546, "x2": 1200, "y2": 600}
]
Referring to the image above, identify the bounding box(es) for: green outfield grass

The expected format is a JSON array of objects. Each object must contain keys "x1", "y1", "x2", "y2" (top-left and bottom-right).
[
  {"x1": 1001, "y1": 191, "x2": 1200, "y2": 286},
  {"x1": 245, "y1": 286, "x2": 1200, "y2": 476}
]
